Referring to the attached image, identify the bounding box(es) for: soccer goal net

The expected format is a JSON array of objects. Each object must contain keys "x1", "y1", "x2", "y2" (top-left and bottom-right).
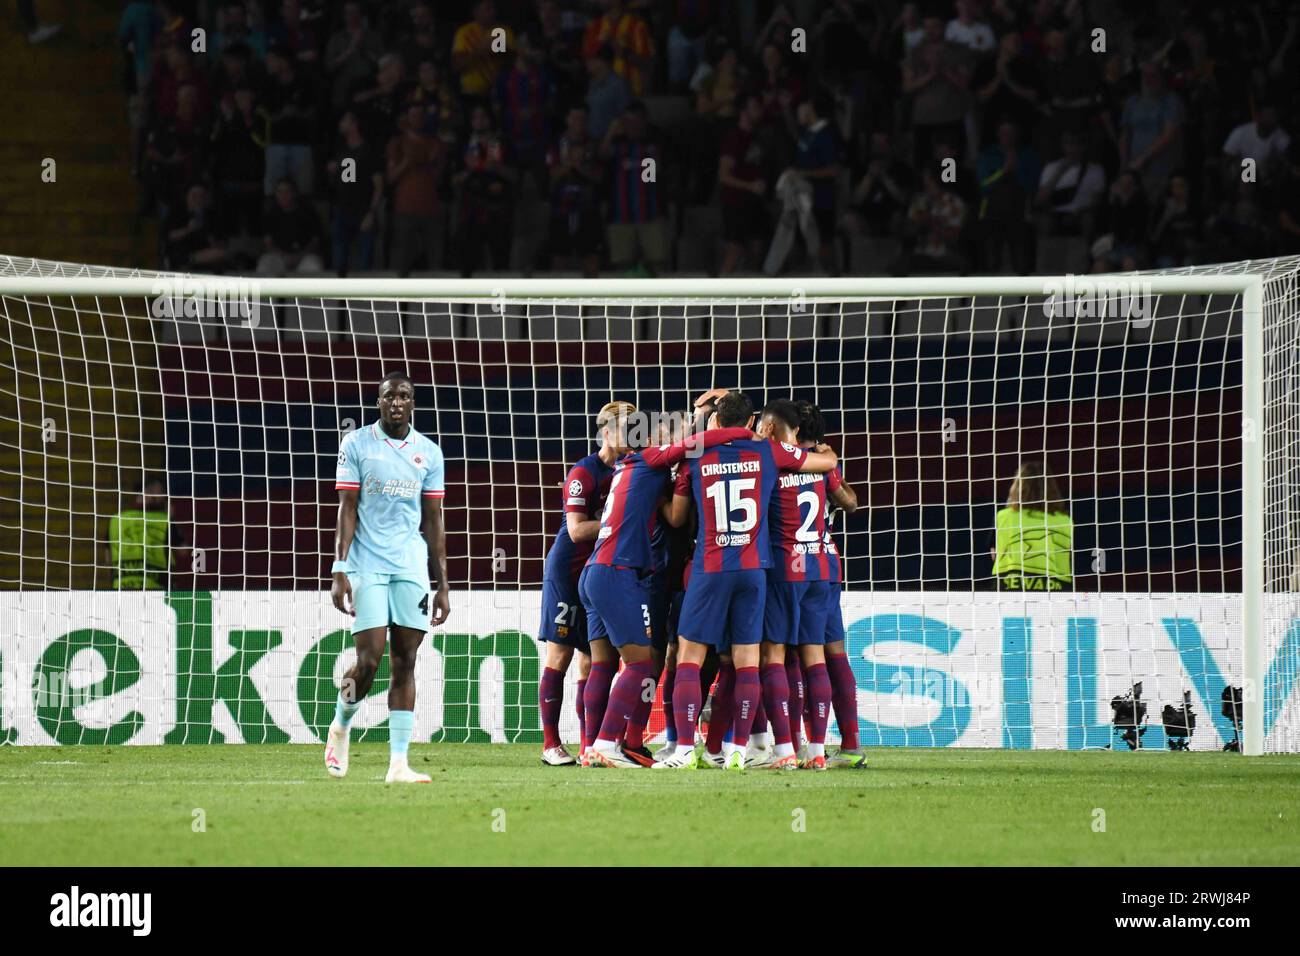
[{"x1": 1, "y1": 253, "x2": 1298, "y2": 754}]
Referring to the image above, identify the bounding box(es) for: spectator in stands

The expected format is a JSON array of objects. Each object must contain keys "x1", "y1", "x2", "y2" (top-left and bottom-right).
[
  {"x1": 452, "y1": 103, "x2": 517, "y2": 273},
  {"x1": 155, "y1": 43, "x2": 211, "y2": 118},
  {"x1": 271, "y1": 0, "x2": 321, "y2": 66},
  {"x1": 154, "y1": 1, "x2": 189, "y2": 50},
  {"x1": 326, "y1": 110, "x2": 384, "y2": 275},
  {"x1": 752, "y1": 41, "x2": 802, "y2": 183},
  {"x1": 142, "y1": 82, "x2": 208, "y2": 220},
  {"x1": 548, "y1": 104, "x2": 594, "y2": 181},
  {"x1": 494, "y1": 33, "x2": 556, "y2": 191},
  {"x1": 1203, "y1": 179, "x2": 1271, "y2": 264},
  {"x1": 585, "y1": 45, "x2": 631, "y2": 140},
  {"x1": 1090, "y1": 169, "x2": 1150, "y2": 272},
  {"x1": 903, "y1": 14, "x2": 973, "y2": 164},
  {"x1": 352, "y1": 52, "x2": 411, "y2": 142},
  {"x1": 210, "y1": 39, "x2": 259, "y2": 106},
  {"x1": 895, "y1": 2, "x2": 926, "y2": 56},
  {"x1": 972, "y1": 31, "x2": 1041, "y2": 146},
  {"x1": 667, "y1": 0, "x2": 715, "y2": 92},
  {"x1": 388, "y1": 102, "x2": 448, "y2": 275},
  {"x1": 208, "y1": 85, "x2": 265, "y2": 236},
  {"x1": 262, "y1": 44, "x2": 316, "y2": 197},
  {"x1": 1221, "y1": 104, "x2": 1291, "y2": 190},
  {"x1": 1119, "y1": 62, "x2": 1185, "y2": 202},
  {"x1": 787, "y1": 93, "x2": 841, "y2": 273},
  {"x1": 325, "y1": 0, "x2": 383, "y2": 111},
  {"x1": 1038, "y1": 28, "x2": 1100, "y2": 149},
  {"x1": 1150, "y1": 174, "x2": 1200, "y2": 267},
  {"x1": 843, "y1": 130, "x2": 912, "y2": 239},
  {"x1": 1035, "y1": 130, "x2": 1106, "y2": 238},
  {"x1": 976, "y1": 119, "x2": 1041, "y2": 272},
  {"x1": 398, "y1": 3, "x2": 443, "y2": 79},
  {"x1": 258, "y1": 178, "x2": 324, "y2": 273},
  {"x1": 582, "y1": 0, "x2": 654, "y2": 97},
  {"x1": 451, "y1": 0, "x2": 514, "y2": 105},
  {"x1": 945, "y1": 0, "x2": 996, "y2": 56},
  {"x1": 117, "y1": 1, "x2": 157, "y2": 98},
  {"x1": 103, "y1": 475, "x2": 186, "y2": 590},
  {"x1": 602, "y1": 100, "x2": 670, "y2": 274},
  {"x1": 547, "y1": 139, "x2": 604, "y2": 276},
  {"x1": 163, "y1": 183, "x2": 234, "y2": 272},
  {"x1": 718, "y1": 93, "x2": 769, "y2": 275},
  {"x1": 535, "y1": 0, "x2": 586, "y2": 108},
  {"x1": 693, "y1": 40, "x2": 743, "y2": 122},
  {"x1": 409, "y1": 59, "x2": 460, "y2": 141},
  {"x1": 901, "y1": 167, "x2": 967, "y2": 274},
  {"x1": 212, "y1": 2, "x2": 267, "y2": 60}
]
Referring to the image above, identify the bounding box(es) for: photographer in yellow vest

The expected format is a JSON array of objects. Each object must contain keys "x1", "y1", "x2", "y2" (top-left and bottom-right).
[
  {"x1": 103, "y1": 475, "x2": 184, "y2": 590},
  {"x1": 991, "y1": 461, "x2": 1073, "y2": 592}
]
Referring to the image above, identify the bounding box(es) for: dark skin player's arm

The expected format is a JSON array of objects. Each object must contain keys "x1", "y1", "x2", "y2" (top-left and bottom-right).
[
  {"x1": 829, "y1": 478, "x2": 858, "y2": 514},
  {"x1": 421, "y1": 495, "x2": 451, "y2": 626},
  {"x1": 331, "y1": 488, "x2": 359, "y2": 616}
]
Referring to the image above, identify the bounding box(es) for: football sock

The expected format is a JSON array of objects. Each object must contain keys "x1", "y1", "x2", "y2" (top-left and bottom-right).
[
  {"x1": 806, "y1": 661, "x2": 832, "y2": 746},
  {"x1": 705, "y1": 662, "x2": 735, "y2": 754},
  {"x1": 582, "y1": 663, "x2": 615, "y2": 750},
  {"x1": 539, "y1": 666, "x2": 565, "y2": 750},
  {"x1": 761, "y1": 663, "x2": 792, "y2": 748},
  {"x1": 731, "y1": 666, "x2": 761, "y2": 749},
  {"x1": 598, "y1": 660, "x2": 654, "y2": 745},
  {"x1": 673, "y1": 662, "x2": 702, "y2": 749},
  {"x1": 827, "y1": 651, "x2": 860, "y2": 751},
  {"x1": 388, "y1": 709, "x2": 415, "y2": 764},
  {"x1": 334, "y1": 691, "x2": 360, "y2": 729},
  {"x1": 662, "y1": 667, "x2": 677, "y2": 746}
]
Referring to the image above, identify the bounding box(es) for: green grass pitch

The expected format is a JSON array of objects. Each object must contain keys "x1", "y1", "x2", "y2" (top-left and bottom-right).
[{"x1": 1, "y1": 745, "x2": 1297, "y2": 866}]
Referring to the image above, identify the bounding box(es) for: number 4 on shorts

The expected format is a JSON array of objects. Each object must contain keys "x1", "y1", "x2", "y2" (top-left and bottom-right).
[{"x1": 419, "y1": 593, "x2": 430, "y2": 614}]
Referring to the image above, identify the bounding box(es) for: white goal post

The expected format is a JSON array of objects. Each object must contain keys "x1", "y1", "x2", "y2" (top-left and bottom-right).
[{"x1": 2, "y1": 253, "x2": 1297, "y2": 755}]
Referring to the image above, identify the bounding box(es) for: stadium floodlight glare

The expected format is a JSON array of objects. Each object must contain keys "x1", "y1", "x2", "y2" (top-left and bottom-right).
[
  {"x1": 1, "y1": 254, "x2": 1298, "y2": 755},
  {"x1": 1161, "y1": 691, "x2": 1196, "y2": 751}
]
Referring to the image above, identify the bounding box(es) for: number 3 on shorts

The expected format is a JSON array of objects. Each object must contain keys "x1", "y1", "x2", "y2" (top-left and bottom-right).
[{"x1": 641, "y1": 604, "x2": 650, "y2": 627}]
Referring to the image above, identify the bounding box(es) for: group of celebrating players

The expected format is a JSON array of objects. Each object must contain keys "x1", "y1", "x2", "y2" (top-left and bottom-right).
[
  {"x1": 321, "y1": 373, "x2": 865, "y2": 783},
  {"x1": 538, "y1": 387, "x2": 866, "y2": 771}
]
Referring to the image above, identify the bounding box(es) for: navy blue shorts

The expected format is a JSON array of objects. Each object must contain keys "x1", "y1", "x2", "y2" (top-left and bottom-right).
[
  {"x1": 764, "y1": 574, "x2": 832, "y2": 647},
  {"x1": 677, "y1": 568, "x2": 767, "y2": 648},
  {"x1": 578, "y1": 563, "x2": 654, "y2": 648},
  {"x1": 666, "y1": 589, "x2": 685, "y2": 645},
  {"x1": 824, "y1": 581, "x2": 845, "y2": 645},
  {"x1": 539, "y1": 574, "x2": 591, "y2": 653}
]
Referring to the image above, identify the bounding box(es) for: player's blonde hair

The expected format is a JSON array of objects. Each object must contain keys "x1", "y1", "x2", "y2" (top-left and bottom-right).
[{"x1": 596, "y1": 401, "x2": 637, "y2": 444}]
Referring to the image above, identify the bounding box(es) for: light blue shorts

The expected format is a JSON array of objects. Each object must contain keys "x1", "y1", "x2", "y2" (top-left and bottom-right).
[{"x1": 348, "y1": 572, "x2": 429, "y2": 633}]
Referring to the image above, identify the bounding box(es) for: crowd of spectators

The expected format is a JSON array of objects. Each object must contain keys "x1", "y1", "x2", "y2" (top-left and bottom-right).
[{"x1": 115, "y1": 0, "x2": 1300, "y2": 279}]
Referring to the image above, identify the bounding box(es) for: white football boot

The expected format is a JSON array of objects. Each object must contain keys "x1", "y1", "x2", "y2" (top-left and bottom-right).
[
  {"x1": 385, "y1": 757, "x2": 431, "y2": 783},
  {"x1": 540, "y1": 745, "x2": 577, "y2": 766},
  {"x1": 325, "y1": 720, "x2": 350, "y2": 778}
]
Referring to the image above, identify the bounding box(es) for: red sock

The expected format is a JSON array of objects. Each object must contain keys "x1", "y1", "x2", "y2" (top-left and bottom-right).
[
  {"x1": 539, "y1": 666, "x2": 565, "y2": 750},
  {"x1": 597, "y1": 660, "x2": 653, "y2": 744},
  {"x1": 582, "y1": 663, "x2": 615, "y2": 750},
  {"x1": 751, "y1": 685, "x2": 769, "y2": 736},
  {"x1": 662, "y1": 666, "x2": 676, "y2": 744},
  {"x1": 827, "y1": 651, "x2": 859, "y2": 750},
  {"x1": 624, "y1": 678, "x2": 654, "y2": 749},
  {"x1": 805, "y1": 662, "x2": 832, "y2": 745},
  {"x1": 705, "y1": 662, "x2": 735, "y2": 754},
  {"x1": 731, "y1": 666, "x2": 761, "y2": 748},
  {"x1": 785, "y1": 655, "x2": 804, "y2": 742},
  {"x1": 575, "y1": 678, "x2": 588, "y2": 747},
  {"x1": 761, "y1": 663, "x2": 792, "y2": 746},
  {"x1": 673, "y1": 662, "x2": 702, "y2": 746}
]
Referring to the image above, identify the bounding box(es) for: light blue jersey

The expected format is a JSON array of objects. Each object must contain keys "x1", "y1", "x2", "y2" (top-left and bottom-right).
[{"x1": 335, "y1": 420, "x2": 445, "y2": 578}]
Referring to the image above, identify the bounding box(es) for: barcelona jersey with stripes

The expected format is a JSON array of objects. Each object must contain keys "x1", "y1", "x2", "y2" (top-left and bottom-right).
[
  {"x1": 677, "y1": 438, "x2": 806, "y2": 574},
  {"x1": 824, "y1": 466, "x2": 844, "y2": 583},
  {"x1": 588, "y1": 427, "x2": 753, "y2": 572},
  {"x1": 543, "y1": 450, "x2": 615, "y2": 586},
  {"x1": 769, "y1": 465, "x2": 832, "y2": 582}
]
